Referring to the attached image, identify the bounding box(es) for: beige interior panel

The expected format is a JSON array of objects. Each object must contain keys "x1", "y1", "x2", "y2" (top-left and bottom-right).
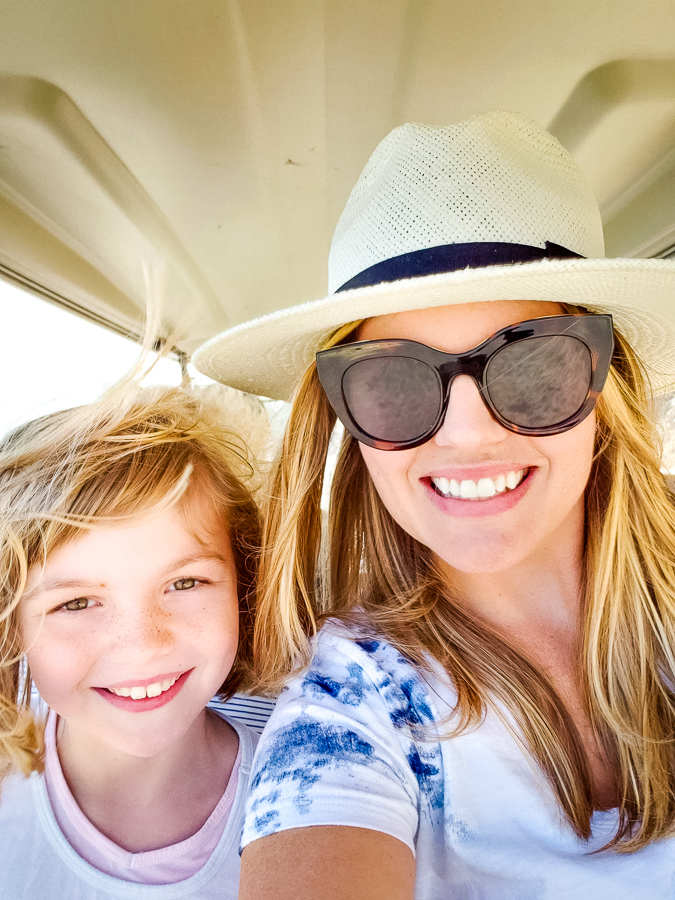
[
  {"x1": 549, "y1": 59, "x2": 675, "y2": 256},
  {"x1": 0, "y1": 189, "x2": 138, "y2": 334},
  {"x1": 0, "y1": 0, "x2": 674, "y2": 352},
  {"x1": 0, "y1": 75, "x2": 225, "y2": 349}
]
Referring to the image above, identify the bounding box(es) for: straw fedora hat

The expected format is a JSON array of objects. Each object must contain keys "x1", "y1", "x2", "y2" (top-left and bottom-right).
[{"x1": 193, "y1": 110, "x2": 675, "y2": 400}]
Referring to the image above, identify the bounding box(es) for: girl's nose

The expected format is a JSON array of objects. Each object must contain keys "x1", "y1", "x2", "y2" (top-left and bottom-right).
[
  {"x1": 432, "y1": 374, "x2": 510, "y2": 448},
  {"x1": 111, "y1": 601, "x2": 174, "y2": 656}
]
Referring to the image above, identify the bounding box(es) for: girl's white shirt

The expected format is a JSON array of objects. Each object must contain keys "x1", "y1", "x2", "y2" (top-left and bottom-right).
[
  {"x1": 44, "y1": 710, "x2": 242, "y2": 882},
  {"x1": 242, "y1": 621, "x2": 675, "y2": 900},
  {"x1": 0, "y1": 713, "x2": 258, "y2": 899}
]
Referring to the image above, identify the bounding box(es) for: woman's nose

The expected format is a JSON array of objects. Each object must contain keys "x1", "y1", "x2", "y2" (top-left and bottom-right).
[{"x1": 432, "y1": 374, "x2": 509, "y2": 448}]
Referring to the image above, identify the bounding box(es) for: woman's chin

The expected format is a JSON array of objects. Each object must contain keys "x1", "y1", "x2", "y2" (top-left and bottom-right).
[{"x1": 431, "y1": 538, "x2": 537, "y2": 579}]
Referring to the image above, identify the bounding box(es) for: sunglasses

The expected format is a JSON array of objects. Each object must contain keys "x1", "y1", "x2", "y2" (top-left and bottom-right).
[{"x1": 316, "y1": 314, "x2": 614, "y2": 450}]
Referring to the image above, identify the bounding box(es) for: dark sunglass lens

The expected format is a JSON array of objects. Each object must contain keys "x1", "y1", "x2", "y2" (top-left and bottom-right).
[
  {"x1": 342, "y1": 356, "x2": 442, "y2": 444},
  {"x1": 485, "y1": 335, "x2": 592, "y2": 429}
]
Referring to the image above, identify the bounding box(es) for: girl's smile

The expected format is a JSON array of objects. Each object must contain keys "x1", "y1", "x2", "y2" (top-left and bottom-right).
[{"x1": 94, "y1": 668, "x2": 193, "y2": 712}]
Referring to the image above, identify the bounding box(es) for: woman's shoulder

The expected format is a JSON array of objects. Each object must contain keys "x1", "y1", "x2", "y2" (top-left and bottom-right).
[
  {"x1": 294, "y1": 617, "x2": 445, "y2": 732},
  {"x1": 315, "y1": 615, "x2": 398, "y2": 655},
  {"x1": 311, "y1": 617, "x2": 405, "y2": 672},
  {"x1": 243, "y1": 617, "x2": 449, "y2": 855}
]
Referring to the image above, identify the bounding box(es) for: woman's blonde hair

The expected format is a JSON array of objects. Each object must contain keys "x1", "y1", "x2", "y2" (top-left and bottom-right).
[
  {"x1": 0, "y1": 385, "x2": 261, "y2": 780},
  {"x1": 254, "y1": 317, "x2": 675, "y2": 852}
]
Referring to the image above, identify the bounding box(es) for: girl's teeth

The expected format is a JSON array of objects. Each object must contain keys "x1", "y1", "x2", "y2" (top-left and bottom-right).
[
  {"x1": 431, "y1": 469, "x2": 525, "y2": 499},
  {"x1": 109, "y1": 676, "x2": 178, "y2": 699}
]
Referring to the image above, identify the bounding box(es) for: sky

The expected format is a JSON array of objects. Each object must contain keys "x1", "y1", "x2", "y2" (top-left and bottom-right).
[
  {"x1": 0, "y1": 278, "x2": 182, "y2": 438},
  {"x1": 0, "y1": 276, "x2": 292, "y2": 452}
]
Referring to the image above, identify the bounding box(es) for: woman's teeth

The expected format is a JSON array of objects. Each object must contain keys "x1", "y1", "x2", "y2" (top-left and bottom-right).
[
  {"x1": 109, "y1": 676, "x2": 179, "y2": 700},
  {"x1": 431, "y1": 469, "x2": 526, "y2": 500}
]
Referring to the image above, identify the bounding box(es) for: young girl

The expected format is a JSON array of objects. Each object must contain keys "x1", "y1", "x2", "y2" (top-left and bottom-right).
[
  {"x1": 0, "y1": 383, "x2": 261, "y2": 898},
  {"x1": 194, "y1": 111, "x2": 675, "y2": 898}
]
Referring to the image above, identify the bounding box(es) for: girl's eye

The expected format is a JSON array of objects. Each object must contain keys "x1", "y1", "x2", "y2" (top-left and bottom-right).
[
  {"x1": 60, "y1": 597, "x2": 92, "y2": 612},
  {"x1": 171, "y1": 577, "x2": 200, "y2": 591}
]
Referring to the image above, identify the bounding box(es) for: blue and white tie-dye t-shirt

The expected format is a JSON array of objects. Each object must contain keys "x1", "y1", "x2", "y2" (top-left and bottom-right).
[{"x1": 242, "y1": 620, "x2": 675, "y2": 899}]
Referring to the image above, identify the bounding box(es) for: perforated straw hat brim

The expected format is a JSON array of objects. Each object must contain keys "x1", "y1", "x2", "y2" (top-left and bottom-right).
[{"x1": 193, "y1": 113, "x2": 675, "y2": 400}]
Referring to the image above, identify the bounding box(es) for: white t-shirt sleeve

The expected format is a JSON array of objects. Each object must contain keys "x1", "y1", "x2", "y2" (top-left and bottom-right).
[{"x1": 242, "y1": 627, "x2": 442, "y2": 855}]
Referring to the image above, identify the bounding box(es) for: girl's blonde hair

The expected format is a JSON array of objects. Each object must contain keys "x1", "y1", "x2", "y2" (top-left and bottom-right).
[
  {"x1": 254, "y1": 318, "x2": 675, "y2": 852},
  {"x1": 0, "y1": 385, "x2": 261, "y2": 780}
]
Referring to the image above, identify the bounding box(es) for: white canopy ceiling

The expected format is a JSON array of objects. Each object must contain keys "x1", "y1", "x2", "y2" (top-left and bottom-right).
[{"x1": 0, "y1": 0, "x2": 674, "y2": 358}]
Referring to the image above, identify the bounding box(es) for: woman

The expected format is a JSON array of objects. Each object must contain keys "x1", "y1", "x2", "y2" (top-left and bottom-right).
[{"x1": 194, "y1": 111, "x2": 675, "y2": 898}]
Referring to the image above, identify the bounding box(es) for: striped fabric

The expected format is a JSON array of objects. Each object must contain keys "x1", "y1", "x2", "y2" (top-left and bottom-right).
[{"x1": 208, "y1": 694, "x2": 277, "y2": 734}]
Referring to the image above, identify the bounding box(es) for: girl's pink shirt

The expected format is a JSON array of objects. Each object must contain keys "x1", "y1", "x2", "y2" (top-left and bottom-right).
[{"x1": 43, "y1": 710, "x2": 241, "y2": 885}]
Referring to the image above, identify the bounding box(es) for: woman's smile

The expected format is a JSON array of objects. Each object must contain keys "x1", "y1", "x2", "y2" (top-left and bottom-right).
[
  {"x1": 423, "y1": 464, "x2": 534, "y2": 518},
  {"x1": 429, "y1": 466, "x2": 528, "y2": 500}
]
